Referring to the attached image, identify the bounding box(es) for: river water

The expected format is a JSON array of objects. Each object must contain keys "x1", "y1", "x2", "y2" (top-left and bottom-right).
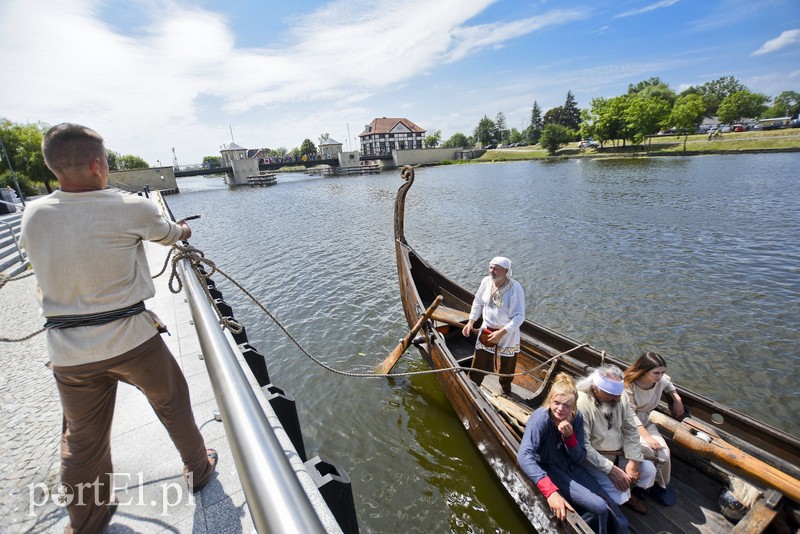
[{"x1": 166, "y1": 154, "x2": 799, "y2": 533}]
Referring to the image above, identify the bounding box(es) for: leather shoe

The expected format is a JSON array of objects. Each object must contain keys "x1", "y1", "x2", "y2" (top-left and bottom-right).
[
  {"x1": 184, "y1": 448, "x2": 219, "y2": 493},
  {"x1": 625, "y1": 494, "x2": 648, "y2": 514}
]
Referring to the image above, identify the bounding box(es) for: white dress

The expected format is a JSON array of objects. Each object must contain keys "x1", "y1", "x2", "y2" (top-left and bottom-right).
[
  {"x1": 625, "y1": 375, "x2": 676, "y2": 487},
  {"x1": 467, "y1": 276, "x2": 525, "y2": 357}
]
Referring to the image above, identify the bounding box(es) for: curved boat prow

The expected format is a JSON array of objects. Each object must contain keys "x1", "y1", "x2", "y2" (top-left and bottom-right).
[{"x1": 393, "y1": 165, "x2": 415, "y2": 245}]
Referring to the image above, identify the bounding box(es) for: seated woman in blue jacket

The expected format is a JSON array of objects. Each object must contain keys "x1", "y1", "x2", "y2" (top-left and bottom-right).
[{"x1": 517, "y1": 373, "x2": 629, "y2": 534}]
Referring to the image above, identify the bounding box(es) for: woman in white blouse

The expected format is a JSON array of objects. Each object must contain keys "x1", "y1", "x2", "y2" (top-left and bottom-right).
[{"x1": 623, "y1": 352, "x2": 685, "y2": 506}]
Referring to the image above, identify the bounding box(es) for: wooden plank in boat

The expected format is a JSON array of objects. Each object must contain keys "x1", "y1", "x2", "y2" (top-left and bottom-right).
[
  {"x1": 431, "y1": 305, "x2": 469, "y2": 326},
  {"x1": 730, "y1": 490, "x2": 784, "y2": 533},
  {"x1": 480, "y1": 374, "x2": 537, "y2": 404}
]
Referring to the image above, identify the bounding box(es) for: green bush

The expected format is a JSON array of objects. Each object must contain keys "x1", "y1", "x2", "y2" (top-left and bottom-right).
[{"x1": 1, "y1": 173, "x2": 41, "y2": 197}]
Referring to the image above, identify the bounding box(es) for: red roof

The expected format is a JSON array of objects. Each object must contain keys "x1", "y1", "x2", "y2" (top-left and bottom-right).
[{"x1": 359, "y1": 117, "x2": 425, "y2": 137}]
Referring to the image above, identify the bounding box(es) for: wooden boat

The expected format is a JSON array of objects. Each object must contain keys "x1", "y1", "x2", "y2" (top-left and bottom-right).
[{"x1": 391, "y1": 165, "x2": 800, "y2": 533}]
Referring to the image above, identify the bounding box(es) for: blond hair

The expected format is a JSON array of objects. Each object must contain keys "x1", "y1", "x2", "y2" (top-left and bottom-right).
[{"x1": 541, "y1": 372, "x2": 578, "y2": 408}]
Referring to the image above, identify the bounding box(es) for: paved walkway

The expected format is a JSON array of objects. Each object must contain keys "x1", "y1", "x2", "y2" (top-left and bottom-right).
[{"x1": 1, "y1": 240, "x2": 255, "y2": 533}]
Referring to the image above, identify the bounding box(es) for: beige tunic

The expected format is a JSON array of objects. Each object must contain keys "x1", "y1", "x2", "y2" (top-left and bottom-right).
[
  {"x1": 577, "y1": 390, "x2": 643, "y2": 474},
  {"x1": 20, "y1": 189, "x2": 184, "y2": 366}
]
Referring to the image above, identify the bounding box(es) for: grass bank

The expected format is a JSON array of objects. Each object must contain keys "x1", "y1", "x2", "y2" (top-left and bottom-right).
[{"x1": 473, "y1": 128, "x2": 800, "y2": 163}]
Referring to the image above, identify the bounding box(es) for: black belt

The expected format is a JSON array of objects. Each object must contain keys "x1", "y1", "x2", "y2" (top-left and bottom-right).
[{"x1": 44, "y1": 301, "x2": 146, "y2": 330}]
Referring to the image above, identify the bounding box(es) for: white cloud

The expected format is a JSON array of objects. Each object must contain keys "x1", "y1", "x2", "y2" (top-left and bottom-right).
[
  {"x1": 0, "y1": 0, "x2": 574, "y2": 163},
  {"x1": 752, "y1": 29, "x2": 800, "y2": 56},
  {"x1": 446, "y1": 9, "x2": 587, "y2": 62},
  {"x1": 615, "y1": 0, "x2": 681, "y2": 19}
]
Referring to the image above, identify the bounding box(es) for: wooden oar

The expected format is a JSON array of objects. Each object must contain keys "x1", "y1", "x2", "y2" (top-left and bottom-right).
[
  {"x1": 650, "y1": 411, "x2": 800, "y2": 502},
  {"x1": 377, "y1": 296, "x2": 443, "y2": 374}
]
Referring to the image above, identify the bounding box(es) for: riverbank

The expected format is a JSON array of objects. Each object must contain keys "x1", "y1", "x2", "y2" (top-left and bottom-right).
[{"x1": 469, "y1": 127, "x2": 800, "y2": 163}]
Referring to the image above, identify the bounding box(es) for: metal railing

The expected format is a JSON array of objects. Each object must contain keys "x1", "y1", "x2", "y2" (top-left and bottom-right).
[
  {"x1": 1, "y1": 219, "x2": 26, "y2": 264},
  {"x1": 177, "y1": 259, "x2": 327, "y2": 534}
]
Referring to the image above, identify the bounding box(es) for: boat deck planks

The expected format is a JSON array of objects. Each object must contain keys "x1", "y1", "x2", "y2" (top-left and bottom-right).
[{"x1": 625, "y1": 458, "x2": 733, "y2": 533}]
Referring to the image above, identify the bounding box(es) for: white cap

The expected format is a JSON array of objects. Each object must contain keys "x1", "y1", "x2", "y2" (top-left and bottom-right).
[
  {"x1": 490, "y1": 256, "x2": 512, "y2": 276},
  {"x1": 490, "y1": 256, "x2": 511, "y2": 270}
]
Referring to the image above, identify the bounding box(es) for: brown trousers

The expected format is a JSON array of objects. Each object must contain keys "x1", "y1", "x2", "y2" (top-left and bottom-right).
[
  {"x1": 469, "y1": 348, "x2": 517, "y2": 391},
  {"x1": 52, "y1": 334, "x2": 213, "y2": 533}
]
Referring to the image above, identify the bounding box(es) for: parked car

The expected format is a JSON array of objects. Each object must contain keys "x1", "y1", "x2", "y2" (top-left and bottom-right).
[
  {"x1": 762, "y1": 121, "x2": 784, "y2": 130},
  {"x1": 720, "y1": 125, "x2": 731, "y2": 133},
  {"x1": 733, "y1": 124, "x2": 746, "y2": 132},
  {"x1": 578, "y1": 139, "x2": 599, "y2": 149}
]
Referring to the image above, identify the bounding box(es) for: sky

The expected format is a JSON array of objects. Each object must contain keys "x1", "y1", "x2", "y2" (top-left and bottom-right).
[{"x1": 1, "y1": 0, "x2": 799, "y2": 165}]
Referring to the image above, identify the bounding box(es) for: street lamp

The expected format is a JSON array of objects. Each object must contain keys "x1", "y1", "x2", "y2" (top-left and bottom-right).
[{"x1": 0, "y1": 133, "x2": 25, "y2": 206}]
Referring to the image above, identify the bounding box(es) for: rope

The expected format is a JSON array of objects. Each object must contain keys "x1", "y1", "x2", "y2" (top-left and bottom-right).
[
  {"x1": 0, "y1": 270, "x2": 34, "y2": 289},
  {"x1": 0, "y1": 271, "x2": 45, "y2": 342},
  {"x1": 159, "y1": 244, "x2": 588, "y2": 379},
  {"x1": 1, "y1": 243, "x2": 589, "y2": 383}
]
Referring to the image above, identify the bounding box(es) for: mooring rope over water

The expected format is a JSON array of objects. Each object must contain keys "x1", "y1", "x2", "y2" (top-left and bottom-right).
[
  {"x1": 2, "y1": 244, "x2": 587, "y2": 381},
  {"x1": 157, "y1": 244, "x2": 588, "y2": 380}
]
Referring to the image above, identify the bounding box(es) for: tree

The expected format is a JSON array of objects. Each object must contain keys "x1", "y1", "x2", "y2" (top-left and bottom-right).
[
  {"x1": 695, "y1": 76, "x2": 746, "y2": 115},
  {"x1": 202, "y1": 156, "x2": 222, "y2": 169},
  {"x1": 543, "y1": 106, "x2": 564, "y2": 126},
  {"x1": 563, "y1": 91, "x2": 581, "y2": 131},
  {"x1": 528, "y1": 101, "x2": 543, "y2": 144},
  {"x1": 0, "y1": 119, "x2": 55, "y2": 193},
  {"x1": 539, "y1": 124, "x2": 575, "y2": 155},
  {"x1": 628, "y1": 77, "x2": 676, "y2": 106},
  {"x1": 299, "y1": 138, "x2": 316, "y2": 157},
  {"x1": 717, "y1": 90, "x2": 769, "y2": 124},
  {"x1": 494, "y1": 112, "x2": 508, "y2": 144},
  {"x1": 425, "y1": 129, "x2": 442, "y2": 148},
  {"x1": 318, "y1": 133, "x2": 329, "y2": 145},
  {"x1": 624, "y1": 94, "x2": 671, "y2": 147},
  {"x1": 765, "y1": 90, "x2": 800, "y2": 118},
  {"x1": 667, "y1": 94, "x2": 706, "y2": 150},
  {"x1": 508, "y1": 128, "x2": 523, "y2": 144},
  {"x1": 578, "y1": 109, "x2": 596, "y2": 142},
  {"x1": 268, "y1": 147, "x2": 288, "y2": 158},
  {"x1": 625, "y1": 95, "x2": 669, "y2": 145},
  {"x1": 107, "y1": 150, "x2": 148, "y2": 170},
  {"x1": 588, "y1": 96, "x2": 628, "y2": 147},
  {"x1": 474, "y1": 116, "x2": 497, "y2": 147},
  {"x1": 442, "y1": 132, "x2": 470, "y2": 148}
]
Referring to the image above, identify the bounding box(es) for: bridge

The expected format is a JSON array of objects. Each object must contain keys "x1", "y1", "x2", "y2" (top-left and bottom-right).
[{"x1": 175, "y1": 153, "x2": 393, "y2": 178}]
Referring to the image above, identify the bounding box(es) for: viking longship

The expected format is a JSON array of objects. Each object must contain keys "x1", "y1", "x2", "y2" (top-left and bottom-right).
[{"x1": 390, "y1": 165, "x2": 800, "y2": 533}]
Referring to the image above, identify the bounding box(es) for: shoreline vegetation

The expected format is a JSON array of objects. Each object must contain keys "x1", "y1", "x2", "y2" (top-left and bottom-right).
[{"x1": 458, "y1": 128, "x2": 800, "y2": 164}]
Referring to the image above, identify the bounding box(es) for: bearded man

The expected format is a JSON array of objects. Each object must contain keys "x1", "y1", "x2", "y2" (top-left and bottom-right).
[
  {"x1": 577, "y1": 364, "x2": 656, "y2": 514},
  {"x1": 461, "y1": 256, "x2": 525, "y2": 395}
]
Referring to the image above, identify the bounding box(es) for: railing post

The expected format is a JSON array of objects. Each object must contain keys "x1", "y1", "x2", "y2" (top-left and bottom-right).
[{"x1": 0, "y1": 220, "x2": 26, "y2": 263}]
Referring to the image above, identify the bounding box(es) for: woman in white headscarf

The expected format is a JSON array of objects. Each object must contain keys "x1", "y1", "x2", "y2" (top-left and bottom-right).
[{"x1": 462, "y1": 256, "x2": 525, "y2": 395}]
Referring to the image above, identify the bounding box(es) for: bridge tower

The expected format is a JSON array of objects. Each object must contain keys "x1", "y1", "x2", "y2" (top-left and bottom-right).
[{"x1": 220, "y1": 142, "x2": 258, "y2": 186}]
